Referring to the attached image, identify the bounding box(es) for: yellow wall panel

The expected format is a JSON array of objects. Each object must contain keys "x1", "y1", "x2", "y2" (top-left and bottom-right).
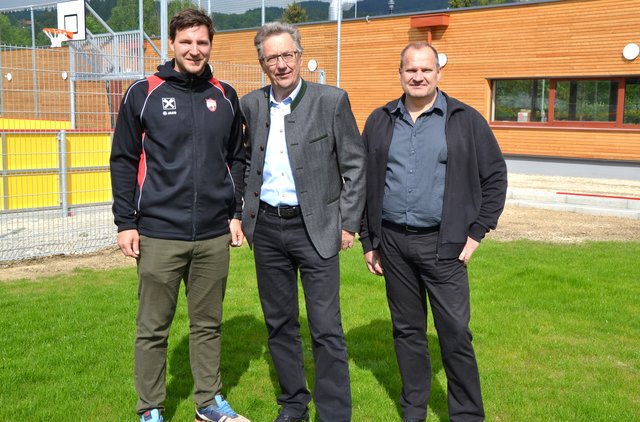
[
  {"x1": 67, "y1": 133, "x2": 112, "y2": 168},
  {"x1": 6, "y1": 173, "x2": 59, "y2": 209},
  {"x1": 67, "y1": 171, "x2": 112, "y2": 205},
  {"x1": 5, "y1": 134, "x2": 59, "y2": 170},
  {"x1": 0, "y1": 178, "x2": 4, "y2": 211},
  {"x1": 0, "y1": 118, "x2": 71, "y2": 130}
]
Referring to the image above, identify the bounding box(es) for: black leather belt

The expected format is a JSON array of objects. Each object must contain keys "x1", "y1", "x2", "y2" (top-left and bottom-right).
[
  {"x1": 259, "y1": 201, "x2": 301, "y2": 219},
  {"x1": 382, "y1": 220, "x2": 440, "y2": 234}
]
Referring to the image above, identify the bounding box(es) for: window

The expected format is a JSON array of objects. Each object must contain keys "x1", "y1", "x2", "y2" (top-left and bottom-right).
[
  {"x1": 491, "y1": 77, "x2": 640, "y2": 128},
  {"x1": 554, "y1": 80, "x2": 617, "y2": 122},
  {"x1": 624, "y1": 78, "x2": 640, "y2": 125},
  {"x1": 494, "y1": 79, "x2": 549, "y2": 122}
]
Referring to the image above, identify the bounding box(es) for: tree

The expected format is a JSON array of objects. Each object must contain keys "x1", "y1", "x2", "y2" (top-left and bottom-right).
[
  {"x1": 449, "y1": 0, "x2": 508, "y2": 7},
  {"x1": 168, "y1": 0, "x2": 200, "y2": 20},
  {"x1": 449, "y1": 0, "x2": 472, "y2": 7},
  {"x1": 282, "y1": 2, "x2": 308, "y2": 24},
  {"x1": 0, "y1": 14, "x2": 31, "y2": 46},
  {"x1": 108, "y1": 0, "x2": 160, "y2": 35}
]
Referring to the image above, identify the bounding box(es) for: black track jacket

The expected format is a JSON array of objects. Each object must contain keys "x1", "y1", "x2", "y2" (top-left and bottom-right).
[
  {"x1": 110, "y1": 61, "x2": 245, "y2": 241},
  {"x1": 360, "y1": 91, "x2": 508, "y2": 259}
]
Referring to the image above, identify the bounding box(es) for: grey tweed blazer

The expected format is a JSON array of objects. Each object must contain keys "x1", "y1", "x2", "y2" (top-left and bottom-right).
[{"x1": 240, "y1": 80, "x2": 366, "y2": 259}]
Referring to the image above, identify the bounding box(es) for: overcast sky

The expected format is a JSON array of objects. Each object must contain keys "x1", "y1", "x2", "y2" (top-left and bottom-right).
[{"x1": 1, "y1": 0, "x2": 336, "y2": 14}]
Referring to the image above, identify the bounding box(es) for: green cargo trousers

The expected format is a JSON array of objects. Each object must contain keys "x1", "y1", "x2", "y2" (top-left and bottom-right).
[{"x1": 134, "y1": 234, "x2": 230, "y2": 414}]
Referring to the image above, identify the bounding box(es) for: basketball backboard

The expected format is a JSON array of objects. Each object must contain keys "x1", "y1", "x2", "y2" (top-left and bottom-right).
[{"x1": 56, "y1": 0, "x2": 86, "y2": 41}]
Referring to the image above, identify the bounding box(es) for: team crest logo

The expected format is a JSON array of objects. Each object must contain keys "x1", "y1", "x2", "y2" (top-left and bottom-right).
[{"x1": 206, "y1": 98, "x2": 217, "y2": 112}]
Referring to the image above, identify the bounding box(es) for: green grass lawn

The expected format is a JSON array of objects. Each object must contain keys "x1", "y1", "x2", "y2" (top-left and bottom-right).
[{"x1": 1, "y1": 240, "x2": 639, "y2": 421}]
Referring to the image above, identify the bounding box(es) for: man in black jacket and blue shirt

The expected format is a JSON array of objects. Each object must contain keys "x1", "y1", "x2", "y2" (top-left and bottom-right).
[
  {"x1": 110, "y1": 9, "x2": 248, "y2": 422},
  {"x1": 360, "y1": 42, "x2": 507, "y2": 422}
]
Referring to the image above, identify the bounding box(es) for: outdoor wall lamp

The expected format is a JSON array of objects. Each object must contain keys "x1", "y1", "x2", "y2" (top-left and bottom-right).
[{"x1": 622, "y1": 43, "x2": 639, "y2": 61}]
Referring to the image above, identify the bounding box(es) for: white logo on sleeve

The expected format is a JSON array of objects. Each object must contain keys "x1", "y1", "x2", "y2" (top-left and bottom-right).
[{"x1": 162, "y1": 97, "x2": 177, "y2": 115}]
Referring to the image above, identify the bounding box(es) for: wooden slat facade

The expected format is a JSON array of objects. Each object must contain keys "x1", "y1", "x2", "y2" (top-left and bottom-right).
[
  {"x1": 211, "y1": 0, "x2": 640, "y2": 162},
  {"x1": 2, "y1": 0, "x2": 638, "y2": 161}
]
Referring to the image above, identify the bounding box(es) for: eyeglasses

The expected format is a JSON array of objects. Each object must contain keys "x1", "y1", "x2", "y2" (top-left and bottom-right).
[{"x1": 261, "y1": 51, "x2": 299, "y2": 66}]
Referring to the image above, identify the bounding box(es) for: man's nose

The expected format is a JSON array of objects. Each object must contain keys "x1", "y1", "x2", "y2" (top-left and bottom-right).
[{"x1": 275, "y1": 58, "x2": 287, "y2": 68}]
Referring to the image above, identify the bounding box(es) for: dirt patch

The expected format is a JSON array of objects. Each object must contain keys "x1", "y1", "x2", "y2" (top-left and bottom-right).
[
  {"x1": 2, "y1": 204, "x2": 639, "y2": 282},
  {"x1": 0, "y1": 246, "x2": 135, "y2": 282},
  {"x1": 2, "y1": 173, "x2": 639, "y2": 282},
  {"x1": 490, "y1": 205, "x2": 640, "y2": 243}
]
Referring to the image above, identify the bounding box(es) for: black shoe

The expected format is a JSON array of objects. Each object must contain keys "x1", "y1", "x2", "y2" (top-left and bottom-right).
[
  {"x1": 403, "y1": 419, "x2": 425, "y2": 422},
  {"x1": 273, "y1": 413, "x2": 310, "y2": 422}
]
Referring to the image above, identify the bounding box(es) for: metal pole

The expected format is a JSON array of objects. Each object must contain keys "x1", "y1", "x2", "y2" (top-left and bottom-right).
[
  {"x1": 160, "y1": 0, "x2": 168, "y2": 63},
  {"x1": 261, "y1": 0, "x2": 266, "y2": 86},
  {"x1": 1, "y1": 133, "x2": 8, "y2": 211},
  {"x1": 336, "y1": 0, "x2": 342, "y2": 87},
  {"x1": 58, "y1": 130, "x2": 69, "y2": 217},
  {"x1": 139, "y1": 0, "x2": 146, "y2": 74},
  {"x1": 0, "y1": 45, "x2": 4, "y2": 115},
  {"x1": 31, "y1": 7, "x2": 39, "y2": 118},
  {"x1": 69, "y1": 49, "x2": 76, "y2": 129}
]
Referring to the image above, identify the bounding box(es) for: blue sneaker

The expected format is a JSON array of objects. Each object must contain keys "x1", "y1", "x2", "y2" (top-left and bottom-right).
[
  {"x1": 195, "y1": 395, "x2": 250, "y2": 422},
  {"x1": 140, "y1": 408, "x2": 163, "y2": 422}
]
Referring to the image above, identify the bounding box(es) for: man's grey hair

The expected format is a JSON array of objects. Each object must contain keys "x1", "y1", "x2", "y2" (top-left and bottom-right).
[
  {"x1": 254, "y1": 22, "x2": 304, "y2": 60},
  {"x1": 400, "y1": 41, "x2": 440, "y2": 69}
]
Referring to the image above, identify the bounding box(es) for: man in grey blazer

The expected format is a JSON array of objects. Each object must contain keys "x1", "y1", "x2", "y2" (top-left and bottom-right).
[{"x1": 240, "y1": 22, "x2": 366, "y2": 422}]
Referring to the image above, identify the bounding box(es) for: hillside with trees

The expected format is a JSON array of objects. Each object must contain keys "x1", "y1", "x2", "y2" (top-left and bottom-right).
[{"x1": 0, "y1": 0, "x2": 524, "y2": 46}]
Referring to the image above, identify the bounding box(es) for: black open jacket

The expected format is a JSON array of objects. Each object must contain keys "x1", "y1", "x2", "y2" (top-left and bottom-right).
[
  {"x1": 360, "y1": 91, "x2": 508, "y2": 259},
  {"x1": 110, "y1": 61, "x2": 245, "y2": 241}
]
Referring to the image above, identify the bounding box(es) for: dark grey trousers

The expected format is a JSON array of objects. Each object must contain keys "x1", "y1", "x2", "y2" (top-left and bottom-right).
[
  {"x1": 134, "y1": 234, "x2": 230, "y2": 414},
  {"x1": 253, "y1": 209, "x2": 352, "y2": 422},
  {"x1": 380, "y1": 224, "x2": 484, "y2": 422}
]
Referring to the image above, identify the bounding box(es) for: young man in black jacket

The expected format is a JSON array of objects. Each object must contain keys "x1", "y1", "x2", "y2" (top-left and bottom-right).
[
  {"x1": 360, "y1": 42, "x2": 507, "y2": 422},
  {"x1": 110, "y1": 9, "x2": 248, "y2": 422}
]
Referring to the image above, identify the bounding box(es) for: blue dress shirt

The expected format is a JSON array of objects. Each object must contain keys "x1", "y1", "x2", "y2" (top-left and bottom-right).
[{"x1": 382, "y1": 91, "x2": 448, "y2": 227}]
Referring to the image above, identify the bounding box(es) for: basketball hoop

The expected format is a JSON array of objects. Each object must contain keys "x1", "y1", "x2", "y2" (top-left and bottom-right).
[{"x1": 43, "y1": 28, "x2": 74, "y2": 48}]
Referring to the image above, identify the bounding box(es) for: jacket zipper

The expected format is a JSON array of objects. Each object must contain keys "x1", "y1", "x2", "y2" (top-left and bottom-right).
[{"x1": 190, "y1": 77, "x2": 198, "y2": 240}]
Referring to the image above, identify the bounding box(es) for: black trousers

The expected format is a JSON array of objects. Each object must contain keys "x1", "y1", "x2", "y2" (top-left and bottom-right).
[
  {"x1": 253, "y1": 209, "x2": 351, "y2": 422},
  {"x1": 380, "y1": 224, "x2": 484, "y2": 422}
]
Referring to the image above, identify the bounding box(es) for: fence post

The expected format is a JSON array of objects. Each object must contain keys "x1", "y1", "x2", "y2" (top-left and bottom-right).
[
  {"x1": 1, "y1": 132, "x2": 7, "y2": 211},
  {"x1": 58, "y1": 130, "x2": 69, "y2": 217},
  {"x1": 30, "y1": 7, "x2": 39, "y2": 118}
]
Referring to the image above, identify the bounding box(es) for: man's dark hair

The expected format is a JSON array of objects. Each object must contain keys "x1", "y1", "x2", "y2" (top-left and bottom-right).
[{"x1": 169, "y1": 8, "x2": 214, "y2": 42}]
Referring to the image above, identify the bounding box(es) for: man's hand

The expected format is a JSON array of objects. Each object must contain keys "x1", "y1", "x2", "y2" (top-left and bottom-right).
[
  {"x1": 364, "y1": 250, "x2": 384, "y2": 276},
  {"x1": 458, "y1": 236, "x2": 480, "y2": 266},
  {"x1": 341, "y1": 230, "x2": 355, "y2": 250},
  {"x1": 117, "y1": 229, "x2": 140, "y2": 258},
  {"x1": 229, "y1": 218, "x2": 244, "y2": 247}
]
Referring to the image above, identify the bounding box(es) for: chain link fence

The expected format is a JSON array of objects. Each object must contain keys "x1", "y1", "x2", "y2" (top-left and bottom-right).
[
  {"x1": 0, "y1": 0, "x2": 332, "y2": 262},
  {"x1": 0, "y1": 39, "x2": 270, "y2": 262}
]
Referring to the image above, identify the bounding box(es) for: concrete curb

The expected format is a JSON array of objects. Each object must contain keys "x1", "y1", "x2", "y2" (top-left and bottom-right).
[{"x1": 506, "y1": 188, "x2": 640, "y2": 220}]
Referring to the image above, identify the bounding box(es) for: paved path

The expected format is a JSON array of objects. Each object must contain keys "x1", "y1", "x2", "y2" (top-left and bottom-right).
[{"x1": 507, "y1": 174, "x2": 640, "y2": 220}]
